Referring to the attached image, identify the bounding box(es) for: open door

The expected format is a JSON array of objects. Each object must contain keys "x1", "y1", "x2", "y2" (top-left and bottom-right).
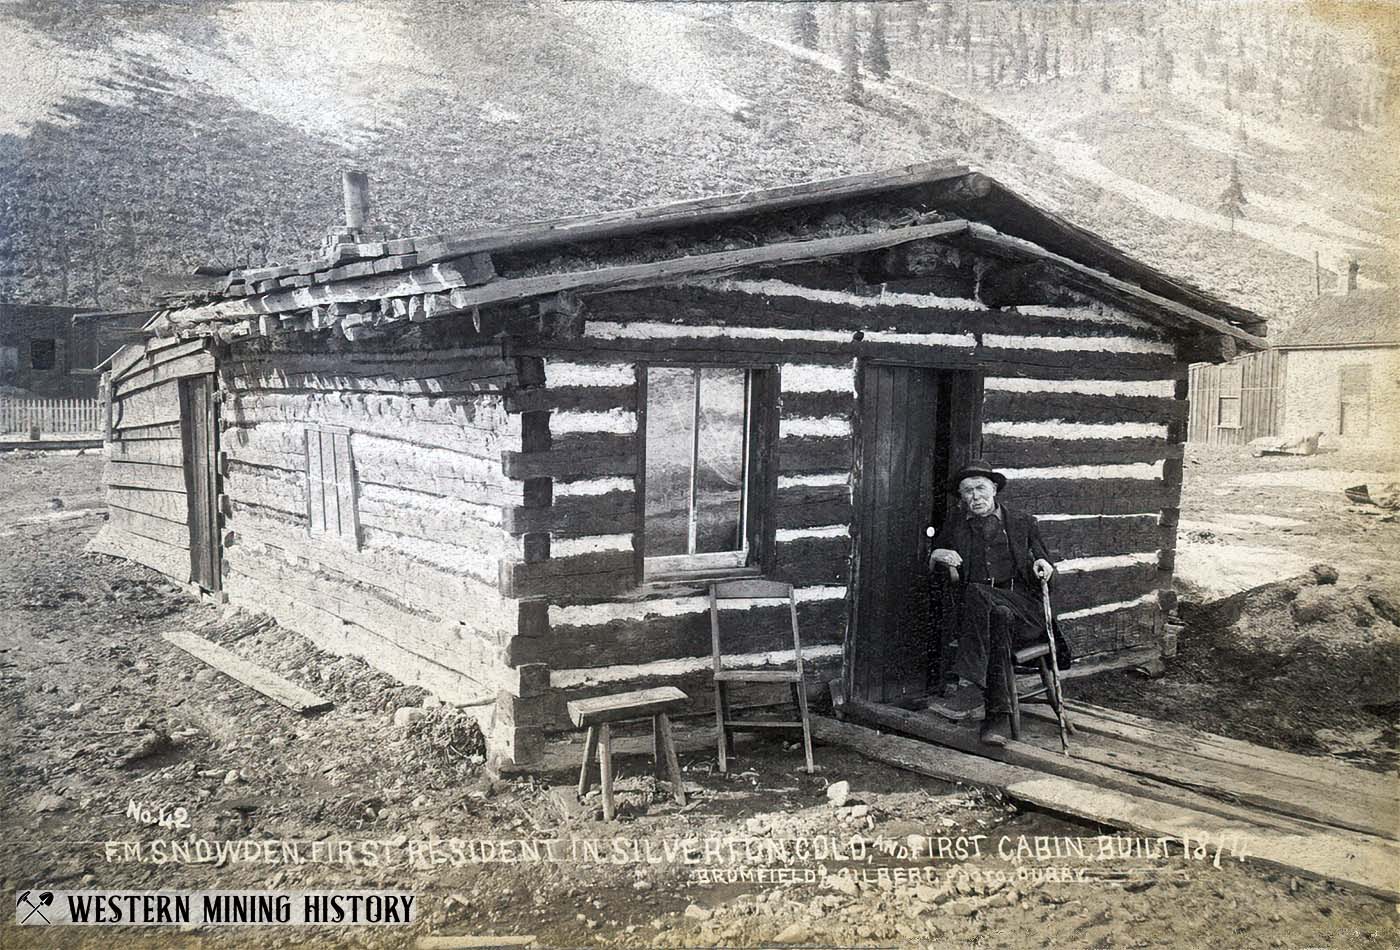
[
  {"x1": 846, "y1": 364, "x2": 981, "y2": 706},
  {"x1": 180, "y1": 375, "x2": 221, "y2": 592}
]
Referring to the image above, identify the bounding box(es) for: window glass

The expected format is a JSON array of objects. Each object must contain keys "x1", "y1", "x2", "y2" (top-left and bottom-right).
[
  {"x1": 643, "y1": 367, "x2": 696, "y2": 557},
  {"x1": 693, "y1": 368, "x2": 747, "y2": 554},
  {"x1": 643, "y1": 366, "x2": 752, "y2": 573}
]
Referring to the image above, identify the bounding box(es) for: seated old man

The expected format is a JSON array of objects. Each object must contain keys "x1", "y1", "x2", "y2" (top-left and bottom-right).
[{"x1": 927, "y1": 460, "x2": 1072, "y2": 746}]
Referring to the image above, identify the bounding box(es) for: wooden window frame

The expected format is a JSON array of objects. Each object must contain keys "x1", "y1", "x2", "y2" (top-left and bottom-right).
[
  {"x1": 303, "y1": 424, "x2": 361, "y2": 550},
  {"x1": 636, "y1": 363, "x2": 778, "y2": 587},
  {"x1": 30, "y1": 338, "x2": 57, "y2": 371},
  {"x1": 1215, "y1": 361, "x2": 1244, "y2": 429}
]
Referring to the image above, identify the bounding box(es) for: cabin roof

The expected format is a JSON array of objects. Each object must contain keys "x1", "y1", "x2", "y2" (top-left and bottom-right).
[
  {"x1": 1275, "y1": 291, "x2": 1400, "y2": 349},
  {"x1": 155, "y1": 163, "x2": 1267, "y2": 349}
]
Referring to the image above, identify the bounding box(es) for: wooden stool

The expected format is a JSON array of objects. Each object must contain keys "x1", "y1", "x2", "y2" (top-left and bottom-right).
[{"x1": 566, "y1": 687, "x2": 689, "y2": 821}]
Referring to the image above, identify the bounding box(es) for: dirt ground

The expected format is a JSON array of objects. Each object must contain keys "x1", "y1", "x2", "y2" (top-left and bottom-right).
[{"x1": 1, "y1": 449, "x2": 1398, "y2": 949}]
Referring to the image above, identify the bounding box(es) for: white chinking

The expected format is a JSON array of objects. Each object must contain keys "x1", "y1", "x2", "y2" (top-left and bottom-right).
[
  {"x1": 1015, "y1": 304, "x2": 1157, "y2": 332},
  {"x1": 585, "y1": 321, "x2": 976, "y2": 349},
  {"x1": 544, "y1": 361, "x2": 634, "y2": 388},
  {"x1": 554, "y1": 476, "x2": 634, "y2": 496},
  {"x1": 778, "y1": 472, "x2": 849, "y2": 489},
  {"x1": 1059, "y1": 592, "x2": 1158, "y2": 620},
  {"x1": 550, "y1": 644, "x2": 845, "y2": 689},
  {"x1": 780, "y1": 416, "x2": 852, "y2": 438},
  {"x1": 986, "y1": 378, "x2": 1177, "y2": 397},
  {"x1": 983, "y1": 420, "x2": 1168, "y2": 440},
  {"x1": 1055, "y1": 552, "x2": 1159, "y2": 573},
  {"x1": 550, "y1": 409, "x2": 637, "y2": 435},
  {"x1": 550, "y1": 534, "x2": 635, "y2": 557},
  {"x1": 1003, "y1": 461, "x2": 1166, "y2": 480},
  {"x1": 712, "y1": 278, "x2": 985, "y2": 312},
  {"x1": 782, "y1": 363, "x2": 856, "y2": 393},
  {"x1": 984, "y1": 334, "x2": 1175, "y2": 355},
  {"x1": 549, "y1": 584, "x2": 847, "y2": 628},
  {"x1": 775, "y1": 525, "x2": 850, "y2": 542}
]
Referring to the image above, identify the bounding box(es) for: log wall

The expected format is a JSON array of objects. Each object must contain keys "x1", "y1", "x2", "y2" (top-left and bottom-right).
[
  {"x1": 494, "y1": 278, "x2": 1190, "y2": 752},
  {"x1": 214, "y1": 334, "x2": 547, "y2": 763},
  {"x1": 88, "y1": 338, "x2": 216, "y2": 581}
]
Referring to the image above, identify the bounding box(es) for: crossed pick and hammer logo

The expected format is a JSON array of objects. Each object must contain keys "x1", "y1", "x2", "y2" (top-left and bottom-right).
[{"x1": 17, "y1": 890, "x2": 54, "y2": 924}]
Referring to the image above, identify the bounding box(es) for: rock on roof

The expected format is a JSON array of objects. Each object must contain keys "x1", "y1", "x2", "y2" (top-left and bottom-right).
[{"x1": 1277, "y1": 291, "x2": 1400, "y2": 348}]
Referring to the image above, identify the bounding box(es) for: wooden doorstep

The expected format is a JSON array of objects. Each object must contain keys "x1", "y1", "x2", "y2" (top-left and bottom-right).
[{"x1": 811, "y1": 715, "x2": 1398, "y2": 901}]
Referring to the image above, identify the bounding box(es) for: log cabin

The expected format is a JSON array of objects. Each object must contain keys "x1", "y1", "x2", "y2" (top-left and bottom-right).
[{"x1": 89, "y1": 163, "x2": 1267, "y2": 768}]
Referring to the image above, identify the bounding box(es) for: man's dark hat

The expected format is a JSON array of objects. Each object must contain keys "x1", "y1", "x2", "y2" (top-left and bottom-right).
[{"x1": 947, "y1": 459, "x2": 1008, "y2": 493}]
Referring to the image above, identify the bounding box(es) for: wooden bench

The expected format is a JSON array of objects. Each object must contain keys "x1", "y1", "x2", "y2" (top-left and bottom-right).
[{"x1": 566, "y1": 687, "x2": 689, "y2": 820}]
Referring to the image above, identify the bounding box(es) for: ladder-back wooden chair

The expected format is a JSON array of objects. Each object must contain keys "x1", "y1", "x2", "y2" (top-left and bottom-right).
[{"x1": 708, "y1": 579, "x2": 815, "y2": 774}]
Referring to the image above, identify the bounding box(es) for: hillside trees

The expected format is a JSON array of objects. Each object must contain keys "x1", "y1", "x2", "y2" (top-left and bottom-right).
[
  {"x1": 866, "y1": 7, "x2": 891, "y2": 81},
  {"x1": 1217, "y1": 159, "x2": 1248, "y2": 234},
  {"x1": 791, "y1": 4, "x2": 818, "y2": 50},
  {"x1": 842, "y1": 24, "x2": 863, "y2": 103}
]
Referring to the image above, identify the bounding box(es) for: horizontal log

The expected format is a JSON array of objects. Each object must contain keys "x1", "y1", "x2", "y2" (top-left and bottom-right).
[
  {"x1": 777, "y1": 435, "x2": 852, "y2": 473},
  {"x1": 982, "y1": 391, "x2": 1186, "y2": 426},
  {"x1": 109, "y1": 439, "x2": 184, "y2": 467},
  {"x1": 107, "y1": 486, "x2": 189, "y2": 523},
  {"x1": 1000, "y1": 478, "x2": 1173, "y2": 516},
  {"x1": 1055, "y1": 564, "x2": 1160, "y2": 615},
  {"x1": 229, "y1": 509, "x2": 513, "y2": 632},
  {"x1": 108, "y1": 504, "x2": 190, "y2": 547},
  {"x1": 224, "y1": 567, "x2": 510, "y2": 702},
  {"x1": 774, "y1": 484, "x2": 852, "y2": 530},
  {"x1": 779, "y1": 390, "x2": 854, "y2": 419},
  {"x1": 982, "y1": 436, "x2": 1182, "y2": 468},
  {"x1": 1036, "y1": 515, "x2": 1160, "y2": 560},
  {"x1": 547, "y1": 598, "x2": 847, "y2": 670},
  {"x1": 88, "y1": 524, "x2": 191, "y2": 583},
  {"x1": 112, "y1": 422, "x2": 183, "y2": 441},
  {"x1": 500, "y1": 550, "x2": 636, "y2": 599},
  {"x1": 1059, "y1": 602, "x2": 1160, "y2": 657},
  {"x1": 113, "y1": 380, "x2": 181, "y2": 430},
  {"x1": 772, "y1": 535, "x2": 851, "y2": 585},
  {"x1": 502, "y1": 433, "x2": 637, "y2": 480},
  {"x1": 105, "y1": 460, "x2": 187, "y2": 493},
  {"x1": 545, "y1": 335, "x2": 1184, "y2": 382},
  {"x1": 505, "y1": 385, "x2": 636, "y2": 414},
  {"x1": 114, "y1": 350, "x2": 215, "y2": 396},
  {"x1": 503, "y1": 492, "x2": 636, "y2": 535},
  {"x1": 592, "y1": 283, "x2": 1170, "y2": 341}
]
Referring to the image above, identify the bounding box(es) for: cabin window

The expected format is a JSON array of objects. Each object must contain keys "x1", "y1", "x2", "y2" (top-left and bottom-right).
[
  {"x1": 30, "y1": 338, "x2": 56, "y2": 371},
  {"x1": 303, "y1": 425, "x2": 361, "y2": 549},
  {"x1": 1216, "y1": 362, "x2": 1243, "y2": 429},
  {"x1": 642, "y1": 366, "x2": 769, "y2": 580}
]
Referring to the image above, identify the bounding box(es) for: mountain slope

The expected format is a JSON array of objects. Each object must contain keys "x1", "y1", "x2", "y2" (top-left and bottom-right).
[{"x1": 2, "y1": 0, "x2": 1394, "y2": 335}]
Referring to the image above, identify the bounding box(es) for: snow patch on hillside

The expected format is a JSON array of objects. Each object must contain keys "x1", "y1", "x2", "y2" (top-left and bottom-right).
[
  {"x1": 561, "y1": 2, "x2": 752, "y2": 120},
  {"x1": 1, "y1": 19, "x2": 126, "y2": 134}
]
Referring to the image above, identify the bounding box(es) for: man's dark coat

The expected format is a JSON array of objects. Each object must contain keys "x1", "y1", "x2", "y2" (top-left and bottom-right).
[{"x1": 930, "y1": 502, "x2": 1073, "y2": 670}]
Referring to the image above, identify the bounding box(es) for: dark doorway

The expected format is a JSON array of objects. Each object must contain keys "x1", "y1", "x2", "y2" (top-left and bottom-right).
[
  {"x1": 180, "y1": 375, "x2": 221, "y2": 592},
  {"x1": 846, "y1": 363, "x2": 982, "y2": 706}
]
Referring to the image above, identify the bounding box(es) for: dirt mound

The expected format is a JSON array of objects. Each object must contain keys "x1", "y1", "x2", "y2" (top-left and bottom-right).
[{"x1": 1081, "y1": 566, "x2": 1400, "y2": 772}]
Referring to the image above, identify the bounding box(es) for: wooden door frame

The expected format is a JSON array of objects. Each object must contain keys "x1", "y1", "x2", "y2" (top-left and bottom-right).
[
  {"x1": 843, "y1": 359, "x2": 983, "y2": 706},
  {"x1": 179, "y1": 373, "x2": 221, "y2": 592}
]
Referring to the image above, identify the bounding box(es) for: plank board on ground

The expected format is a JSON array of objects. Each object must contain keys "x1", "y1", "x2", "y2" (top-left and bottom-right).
[
  {"x1": 811, "y1": 715, "x2": 1399, "y2": 901},
  {"x1": 162, "y1": 631, "x2": 333, "y2": 714}
]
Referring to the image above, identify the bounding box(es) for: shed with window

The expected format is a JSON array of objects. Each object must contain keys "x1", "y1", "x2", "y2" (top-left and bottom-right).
[{"x1": 90, "y1": 164, "x2": 1267, "y2": 767}]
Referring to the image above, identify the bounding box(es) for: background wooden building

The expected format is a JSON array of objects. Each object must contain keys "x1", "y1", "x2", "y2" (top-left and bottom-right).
[
  {"x1": 90, "y1": 164, "x2": 1266, "y2": 767},
  {"x1": 1185, "y1": 349, "x2": 1284, "y2": 446}
]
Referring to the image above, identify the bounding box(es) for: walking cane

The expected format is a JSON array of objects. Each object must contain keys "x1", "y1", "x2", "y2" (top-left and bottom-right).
[{"x1": 1039, "y1": 576, "x2": 1071, "y2": 754}]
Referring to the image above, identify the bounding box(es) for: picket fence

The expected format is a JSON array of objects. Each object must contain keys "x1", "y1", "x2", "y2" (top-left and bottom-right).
[{"x1": 0, "y1": 397, "x2": 104, "y2": 436}]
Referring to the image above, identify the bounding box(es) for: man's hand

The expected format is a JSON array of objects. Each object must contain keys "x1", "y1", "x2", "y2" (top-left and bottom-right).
[
  {"x1": 929, "y1": 548, "x2": 962, "y2": 571},
  {"x1": 1032, "y1": 558, "x2": 1055, "y2": 581}
]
